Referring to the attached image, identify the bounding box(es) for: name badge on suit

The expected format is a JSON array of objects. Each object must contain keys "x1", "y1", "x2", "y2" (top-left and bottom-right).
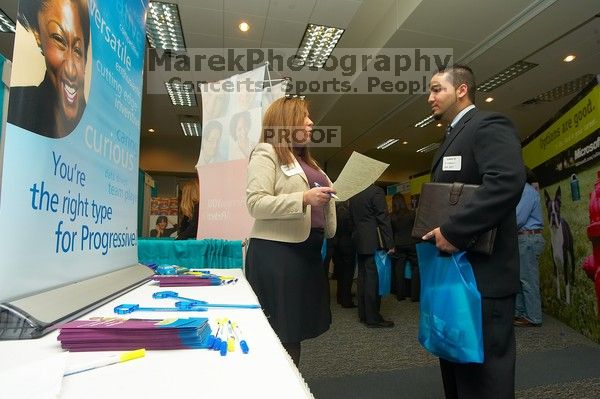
[
  {"x1": 281, "y1": 162, "x2": 303, "y2": 176},
  {"x1": 442, "y1": 156, "x2": 462, "y2": 171}
]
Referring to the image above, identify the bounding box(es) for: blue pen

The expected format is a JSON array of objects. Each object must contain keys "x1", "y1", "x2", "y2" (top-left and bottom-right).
[{"x1": 313, "y1": 182, "x2": 339, "y2": 200}]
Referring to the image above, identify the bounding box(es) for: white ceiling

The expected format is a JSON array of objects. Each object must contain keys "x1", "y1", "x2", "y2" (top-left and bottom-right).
[{"x1": 0, "y1": 0, "x2": 599, "y2": 183}]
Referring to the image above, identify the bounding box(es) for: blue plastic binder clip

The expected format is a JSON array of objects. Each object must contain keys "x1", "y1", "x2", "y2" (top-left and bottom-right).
[
  {"x1": 114, "y1": 303, "x2": 207, "y2": 314},
  {"x1": 152, "y1": 291, "x2": 261, "y2": 309}
]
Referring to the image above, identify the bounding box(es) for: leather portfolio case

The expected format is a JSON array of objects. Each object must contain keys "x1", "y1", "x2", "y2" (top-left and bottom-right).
[{"x1": 411, "y1": 182, "x2": 496, "y2": 255}]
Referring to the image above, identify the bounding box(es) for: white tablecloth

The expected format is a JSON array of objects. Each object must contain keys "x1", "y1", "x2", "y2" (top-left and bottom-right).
[{"x1": 0, "y1": 269, "x2": 313, "y2": 399}]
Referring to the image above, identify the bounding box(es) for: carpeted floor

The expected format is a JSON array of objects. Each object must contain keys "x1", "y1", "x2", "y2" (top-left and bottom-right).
[{"x1": 299, "y1": 281, "x2": 600, "y2": 399}]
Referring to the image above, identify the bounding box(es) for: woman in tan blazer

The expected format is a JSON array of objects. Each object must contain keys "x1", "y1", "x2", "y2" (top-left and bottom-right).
[{"x1": 246, "y1": 97, "x2": 337, "y2": 366}]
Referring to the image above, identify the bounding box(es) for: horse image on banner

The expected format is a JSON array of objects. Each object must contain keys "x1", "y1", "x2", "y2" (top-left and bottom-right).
[{"x1": 196, "y1": 66, "x2": 286, "y2": 240}]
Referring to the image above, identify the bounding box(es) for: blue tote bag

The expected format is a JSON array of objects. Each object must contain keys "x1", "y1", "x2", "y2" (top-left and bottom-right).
[
  {"x1": 416, "y1": 243, "x2": 483, "y2": 364},
  {"x1": 375, "y1": 250, "x2": 391, "y2": 296}
]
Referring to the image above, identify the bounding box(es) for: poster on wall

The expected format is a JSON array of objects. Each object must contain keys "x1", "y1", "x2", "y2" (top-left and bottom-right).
[
  {"x1": 147, "y1": 197, "x2": 178, "y2": 238},
  {"x1": 525, "y1": 85, "x2": 600, "y2": 186},
  {"x1": 522, "y1": 80, "x2": 600, "y2": 342},
  {"x1": 0, "y1": 0, "x2": 148, "y2": 303},
  {"x1": 196, "y1": 67, "x2": 286, "y2": 240}
]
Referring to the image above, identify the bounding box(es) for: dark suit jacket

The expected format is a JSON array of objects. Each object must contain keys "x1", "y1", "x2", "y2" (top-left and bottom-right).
[
  {"x1": 431, "y1": 108, "x2": 525, "y2": 297},
  {"x1": 391, "y1": 210, "x2": 417, "y2": 246},
  {"x1": 349, "y1": 185, "x2": 394, "y2": 255},
  {"x1": 334, "y1": 201, "x2": 354, "y2": 250}
]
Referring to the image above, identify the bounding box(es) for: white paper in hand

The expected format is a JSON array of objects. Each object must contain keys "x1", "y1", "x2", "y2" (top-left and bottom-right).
[{"x1": 332, "y1": 152, "x2": 389, "y2": 201}]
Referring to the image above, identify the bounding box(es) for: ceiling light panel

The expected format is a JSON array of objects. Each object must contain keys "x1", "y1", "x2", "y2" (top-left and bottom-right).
[
  {"x1": 416, "y1": 142, "x2": 441, "y2": 153},
  {"x1": 0, "y1": 9, "x2": 15, "y2": 32},
  {"x1": 295, "y1": 24, "x2": 344, "y2": 68},
  {"x1": 414, "y1": 115, "x2": 434, "y2": 128},
  {"x1": 147, "y1": 2, "x2": 186, "y2": 50},
  {"x1": 533, "y1": 74, "x2": 596, "y2": 102},
  {"x1": 180, "y1": 122, "x2": 201, "y2": 136},
  {"x1": 376, "y1": 139, "x2": 399, "y2": 150},
  {"x1": 165, "y1": 82, "x2": 197, "y2": 106},
  {"x1": 476, "y1": 61, "x2": 538, "y2": 92}
]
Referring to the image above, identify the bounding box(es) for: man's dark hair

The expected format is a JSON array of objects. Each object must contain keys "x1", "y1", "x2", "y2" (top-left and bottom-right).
[
  {"x1": 438, "y1": 64, "x2": 476, "y2": 103},
  {"x1": 525, "y1": 167, "x2": 538, "y2": 184}
]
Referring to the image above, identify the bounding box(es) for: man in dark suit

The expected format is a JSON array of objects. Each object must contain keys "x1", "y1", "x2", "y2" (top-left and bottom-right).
[
  {"x1": 349, "y1": 185, "x2": 395, "y2": 328},
  {"x1": 422, "y1": 65, "x2": 525, "y2": 399}
]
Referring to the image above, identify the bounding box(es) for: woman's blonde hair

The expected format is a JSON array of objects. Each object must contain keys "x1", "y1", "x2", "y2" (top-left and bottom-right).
[
  {"x1": 180, "y1": 179, "x2": 199, "y2": 219},
  {"x1": 260, "y1": 97, "x2": 319, "y2": 169}
]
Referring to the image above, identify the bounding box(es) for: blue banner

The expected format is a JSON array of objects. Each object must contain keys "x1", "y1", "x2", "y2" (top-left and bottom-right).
[{"x1": 0, "y1": 0, "x2": 148, "y2": 302}]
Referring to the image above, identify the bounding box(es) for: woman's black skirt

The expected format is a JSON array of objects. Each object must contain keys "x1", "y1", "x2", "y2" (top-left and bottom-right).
[{"x1": 246, "y1": 229, "x2": 331, "y2": 343}]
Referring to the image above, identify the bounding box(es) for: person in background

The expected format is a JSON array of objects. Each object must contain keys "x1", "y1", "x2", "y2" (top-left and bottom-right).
[
  {"x1": 390, "y1": 193, "x2": 420, "y2": 302},
  {"x1": 176, "y1": 180, "x2": 199, "y2": 240},
  {"x1": 150, "y1": 215, "x2": 178, "y2": 238},
  {"x1": 423, "y1": 64, "x2": 525, "y2": 398},
  {"x1": 245, "y1": 97, "x2": 337, "y2": 367},
  {"x1": 333, "y1": 200, "x2": 357, "y2": 308},
  {"x1": 9, "y1": 0, "x2": 90, "y2": 138},
  {"x1": 349, "y1": 184, "x2": 395, "y2": 328},
  {"x1": 514, "y1": 168, "x2": 545, "y2": 327}
]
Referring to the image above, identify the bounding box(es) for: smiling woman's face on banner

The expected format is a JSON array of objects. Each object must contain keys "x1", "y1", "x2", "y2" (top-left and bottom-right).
[
  {"x1": 8, "y1": 0, "x2": 90, "y2": 138},
  {"x1": 36, "y1": 0, "x2": 87, "y2": 127}
]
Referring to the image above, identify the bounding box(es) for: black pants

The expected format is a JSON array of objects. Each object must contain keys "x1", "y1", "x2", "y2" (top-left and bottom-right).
[
  {"x1": 394, "y1": 244, "x2": 420, "y2": 301},
  {"x1": 357, "y1": 253, "x2": 382, "y2": 324},
  {"x1": 440, "y1": 295, "x2": 516, "y2": 399},
  {"x1": 334, "y1": 245, "x2": 355, "y2": 306}
]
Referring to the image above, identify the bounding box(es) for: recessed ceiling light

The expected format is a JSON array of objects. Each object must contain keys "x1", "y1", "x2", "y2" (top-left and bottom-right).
[
  {"x1": 148, "y1": 128, "x2": 155, "y2": 133},
  {"x1": 436, "y1": 123, "x2": 442, "y2": 127},
  {"x1": 402, "y1": 141, "x2": 408, "y2": 145},
  {"x1": 239, "y1": 22, "x2": 250, "y2": 32},
  {"x1": 563, "y1": 54, "x2": 576, "y2": 62},
  {"x1": 485, "y1": 97, "x2": 494, "y2": 103}
]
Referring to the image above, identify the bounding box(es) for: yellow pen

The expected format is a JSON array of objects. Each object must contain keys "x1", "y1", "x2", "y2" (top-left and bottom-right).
[
  {"x1": 226, "y1": 319, "x2": 236, "y2": 352},
  {"x1": 64, "y1": 349, "x2": 146, "y2": 376}
]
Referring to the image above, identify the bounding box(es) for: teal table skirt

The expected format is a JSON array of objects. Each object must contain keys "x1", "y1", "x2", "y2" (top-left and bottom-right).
[{"x1": 138, "y1": 239, "x2": 243, "y2": 269}]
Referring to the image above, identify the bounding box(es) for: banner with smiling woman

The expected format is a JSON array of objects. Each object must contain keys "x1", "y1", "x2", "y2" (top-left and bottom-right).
[{"x1": 0, "y1": 0, "x2": 149, "y2": 327}]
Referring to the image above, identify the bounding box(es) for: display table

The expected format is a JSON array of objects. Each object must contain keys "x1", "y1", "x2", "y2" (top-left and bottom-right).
[
  {"x1": 137, "y1": 238, "x2": 244, "y2": 269},
  {"x1": 0, "y1": 270, "x2": 313, "y2": 398}
]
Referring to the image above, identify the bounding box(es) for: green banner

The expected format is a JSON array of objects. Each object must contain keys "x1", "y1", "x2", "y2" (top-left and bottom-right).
[
  {"x1": 410, "y1": 173, "x2": 431, "y2": 195},
  {"x1": 523, "y1": 85, "x2": 600, "y2": 168}
]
